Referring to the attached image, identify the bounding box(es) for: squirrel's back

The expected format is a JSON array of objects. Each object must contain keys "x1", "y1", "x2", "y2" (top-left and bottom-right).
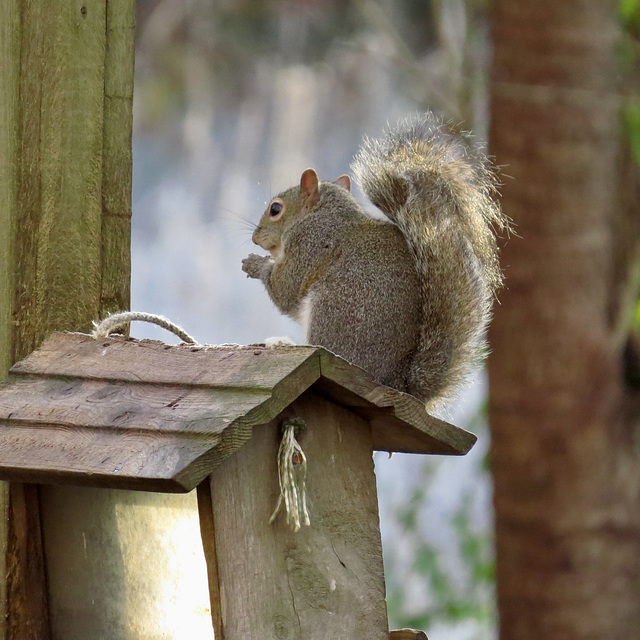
[{"x1": 352, "y1": 114, "x2": 507, "y2": 407}]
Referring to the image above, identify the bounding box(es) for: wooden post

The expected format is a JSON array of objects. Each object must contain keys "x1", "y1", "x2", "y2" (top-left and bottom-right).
[
  {"x1": 0, "y1": 4, "x2": 19, "y2": 636},
  {"x1": 0, "y1": 1, "x2": 135, "y2": 637},
  {"x1": 199, "y1": 391, "x2": 390, "y2": 639}
]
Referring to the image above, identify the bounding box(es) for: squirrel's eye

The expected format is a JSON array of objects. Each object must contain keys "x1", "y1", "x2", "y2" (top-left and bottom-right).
[{"x1": 269, "y1": 202, "x2": 283, "y2": 218}]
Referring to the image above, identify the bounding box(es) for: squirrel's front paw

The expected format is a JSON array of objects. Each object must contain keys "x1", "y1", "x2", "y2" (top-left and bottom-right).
[{"x1": 242, "y1": 253, "x2": 268, "y2": 279}]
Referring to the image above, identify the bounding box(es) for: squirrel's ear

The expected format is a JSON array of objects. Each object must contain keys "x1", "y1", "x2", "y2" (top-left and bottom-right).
[
  {"x1": 334, "y1": 174, "x2": 351, "y2": 191},
  {"x1": 300, "y1": 168, "x2": 319, "y2": 198}
]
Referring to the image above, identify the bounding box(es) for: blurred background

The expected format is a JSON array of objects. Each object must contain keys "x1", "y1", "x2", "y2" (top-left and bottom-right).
[
  {"x1": 131, "y1": 1, "x2": 496, "y2": 638},
  {"x1": 127, "y1": 1, "x2": 640, "y2": 639}
]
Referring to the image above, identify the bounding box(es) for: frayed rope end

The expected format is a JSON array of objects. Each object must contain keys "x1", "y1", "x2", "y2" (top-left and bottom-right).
[{"x1": 269, "y1": 418, "x2": 310, "y2": 531}]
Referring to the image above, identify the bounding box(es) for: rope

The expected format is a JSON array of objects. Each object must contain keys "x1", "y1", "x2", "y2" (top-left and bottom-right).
[
  {"x1": 269, "y1": 418, "x2": 310, "y2": 531},
  {"x1": 93, "y1": 312, "x2": 310, "y2": 530},
  {"x1": 92, "y1": 311, "x2": 200, "y2": 345}
]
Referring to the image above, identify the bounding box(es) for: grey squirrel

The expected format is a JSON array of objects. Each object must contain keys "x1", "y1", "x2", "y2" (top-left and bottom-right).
[{"x1": 242, "y1": 113, "x2": 507, "y2": 408}]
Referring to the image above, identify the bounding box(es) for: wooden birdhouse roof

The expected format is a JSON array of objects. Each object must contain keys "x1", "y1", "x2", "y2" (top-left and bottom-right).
[{"x1": 0, "y1": 332, "x2": 476, "y2": 492}]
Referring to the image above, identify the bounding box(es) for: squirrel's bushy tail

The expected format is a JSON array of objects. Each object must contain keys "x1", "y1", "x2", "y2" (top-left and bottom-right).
[{"x1": 352, "y1": 113, "x2": 507, "y2": 407}]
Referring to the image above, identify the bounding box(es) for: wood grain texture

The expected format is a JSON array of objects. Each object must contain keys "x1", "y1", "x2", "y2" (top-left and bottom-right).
[
  {"x1": 6, "y1": 484, "x2": 50, "y2": 640},
  {"x1": 4, "y1": 0, "x2": 133, "y2": 359},
  {"x1": 197, "y1": 481, "x2": 224, "y2": 638},
  {"x1": 0, "y1": 2, "x2": 19, "y2": 632},
  {"x1": 13, "y1": 1, "x2": 107, "y2": 362},
  {"x1": 14, "y1": 331, "x2": 320, "y2": 389},
  {"x1": 0, "y1": 484, "x2": 8, "y2": 640},
  {"x1": 11, "y1": 330, "x2": 474, "y2": 463},
  {"x1": 100, "y1": 0, "x2": 134, "y2": 317},
  {"x1": 0, "y1": 423, "x2": 216, "y2": 492},
  {"x1": 317, "y1": 351, "x2": 476, "y2": 455},
  {"x1": 0, "y1": 332, "x2": 475, "y2": 491},
  {"x1": 203, "y1": 392, "x2": 389, "y2": 639},
  {"x1": 0, "y1": 2, "x2": 135, "y2": 637},
  {"x1": 0, "y1": 0, "x2": 18, "y2": 381},
  {"x1": 0, "y1": 375, "x2": 269, "y2": 435}
]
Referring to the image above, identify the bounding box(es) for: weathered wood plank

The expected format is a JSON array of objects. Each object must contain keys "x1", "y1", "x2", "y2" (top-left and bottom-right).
[
  {"x1": 0, "y1": 484, "x2": 8, "y2": 639},
  {"x1": 6, "y1": 484, "x2": 50, "y2": 640},
  {"x1": 368, "y1": 402, "x2": 474, "y2": 456},
  {"x1": 13, "y1": 2, "x2": 107, "y2": 362},
  {"x1": 13, "y1": 332, "x2": 322, "y2": 390},
  {"x1": 0, "y1": 329, "x2": 476, "y2": 491},
  {"x1": 0, "y1": 0, "x2": 19, "y2": 381},
  {"x1": 10, "y1": 332, "x2": 475, "y2": 453},
  {"x1": 100, "y1": 0, "x2": 134, "y2": 316},
  {"x1": 0, "y1": 376, "x2": 270, "y2": 435},
  {"x1": 0, "y1": 2, "x2": 20, "y2": 637},
  {"x1": 0, "y1": 422, "x2": 215, "y2": 492},
  {"x1": 12, "y1": 0, "x2": 48, "y2": 363},
  {"x1": 1, "y1": 0, "x2": 114, "y2": 636},
  {"x1": 317, "y1": 350, "x2": 477, "y2": 455},
  {"x1": 197, "y1": 481, "x2": 224, "y2": 638},
  {"x1": 203, "y1": 392, "x2": 389, "y2": 639},
  {"x1": 0, "y1": 365, "x2": 321, "y2": 491},
  {"x1": 1, "y1": 1, "x2": 136, "y2": 637}
]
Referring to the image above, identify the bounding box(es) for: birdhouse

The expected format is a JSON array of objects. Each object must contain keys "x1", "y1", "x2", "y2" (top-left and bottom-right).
[{"x1": 0, "y1": 331, "x2": 475, "y2": 639}]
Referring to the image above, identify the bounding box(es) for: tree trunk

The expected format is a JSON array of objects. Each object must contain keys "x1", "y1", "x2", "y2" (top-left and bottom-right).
[{"x1": 488, "y1": 1, "x2": 640, "y2": 639}]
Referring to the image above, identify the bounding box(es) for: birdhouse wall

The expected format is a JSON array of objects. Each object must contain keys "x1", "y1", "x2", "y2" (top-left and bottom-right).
[{"x1": 200, "y1": 391, "x2": 389, "y2": 639}]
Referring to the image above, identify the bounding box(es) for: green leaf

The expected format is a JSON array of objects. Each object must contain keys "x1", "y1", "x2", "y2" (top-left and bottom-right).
[{"x1": 623, "y1": 100, "x2": 640, "y2": 166}]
